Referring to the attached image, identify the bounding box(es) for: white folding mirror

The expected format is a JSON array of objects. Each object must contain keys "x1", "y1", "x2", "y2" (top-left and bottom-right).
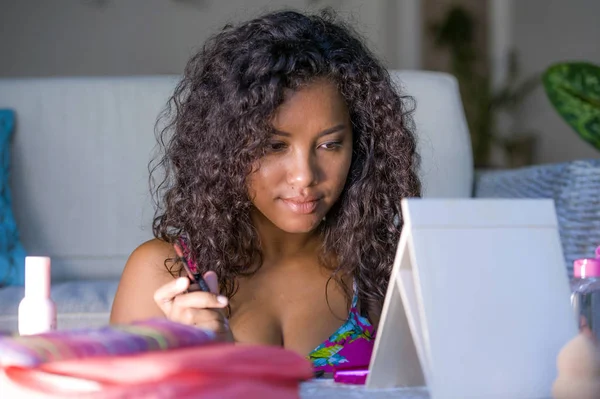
[{"x1": 367, "y1": 199, "x2": 578, "y2": 399}]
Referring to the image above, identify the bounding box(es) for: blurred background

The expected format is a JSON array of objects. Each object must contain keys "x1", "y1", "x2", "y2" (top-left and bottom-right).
[{"x1": 1, "y1": 0, "x2": 598, "y2": 168}]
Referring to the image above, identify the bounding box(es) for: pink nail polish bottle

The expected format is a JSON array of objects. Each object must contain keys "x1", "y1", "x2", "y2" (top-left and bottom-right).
[{"x1": 18, "y1": 256, "x2": 57, "y2": 335}]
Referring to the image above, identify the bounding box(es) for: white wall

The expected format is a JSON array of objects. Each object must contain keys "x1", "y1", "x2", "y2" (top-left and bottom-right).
[
  {"x1": 0, "y1": 0, "x2": 419, "y2": 78},
  {"x1": 0, "y1": 0, "x2": 306, "y2": 77},
  {"x1": 3, "y1": 1, "x2": 597, "y2": 164},
  {"x1": 513, "y1": 0, "x2": 600, "y2": 164}
]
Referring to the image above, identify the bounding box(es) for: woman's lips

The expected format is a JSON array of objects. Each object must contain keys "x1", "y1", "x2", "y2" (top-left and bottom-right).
[{"x1": 280, "y1": 197, "x2": 321, "y2": 214}]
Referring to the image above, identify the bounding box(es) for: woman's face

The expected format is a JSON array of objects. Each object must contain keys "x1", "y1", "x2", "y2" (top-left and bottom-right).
[{"x1": 247, "y1": 78, "x2": 353, "y2": 234}]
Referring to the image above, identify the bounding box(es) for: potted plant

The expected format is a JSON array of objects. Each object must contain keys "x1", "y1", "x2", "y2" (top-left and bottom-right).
[{"x1": 430, "y1": 5, "x2": 540, "y2": 168}]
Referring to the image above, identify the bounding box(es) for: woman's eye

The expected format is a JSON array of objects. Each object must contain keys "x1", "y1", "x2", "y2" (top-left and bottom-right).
[
  {"x1": 267, "y1": 141, "x2": 287, "y2": 152},
  {"x1": 319, "y1": 141, "x2": 342, "y2": 150}
]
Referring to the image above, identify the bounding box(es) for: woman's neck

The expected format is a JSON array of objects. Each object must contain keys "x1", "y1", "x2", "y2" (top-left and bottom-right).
[{"x1": 250, "y1": 209, "x2": 322, "y2": 263}]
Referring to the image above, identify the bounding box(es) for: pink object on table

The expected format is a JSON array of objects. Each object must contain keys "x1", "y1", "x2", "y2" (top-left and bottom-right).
[
  {"x1": 573, "y1": 246, "x2": 600, "y2": 278},
  {"x1": 333, "y1": 365, "x2": 370, "y2": 385},
  {"x1": 573, "y1": 258, "x2": 600, "y2": 278},
  {"x1": 1, "y1": 343, "x2": 314, "y2": 399}
]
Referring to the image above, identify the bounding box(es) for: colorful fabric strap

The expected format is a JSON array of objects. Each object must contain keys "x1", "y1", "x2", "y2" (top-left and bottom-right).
[{"x1": 0, "y1": 318, "x2": 215, "y2": 368}]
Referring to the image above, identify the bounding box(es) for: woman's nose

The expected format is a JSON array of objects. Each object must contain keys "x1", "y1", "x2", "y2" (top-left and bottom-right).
[{"x1": 286, "y1": 149, "x2": 318, "y2": 188}]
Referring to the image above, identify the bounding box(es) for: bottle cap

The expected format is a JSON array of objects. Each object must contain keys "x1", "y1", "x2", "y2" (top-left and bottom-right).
[
  {"x1": 573, "y1": 258, "x2": 600, "y2": 279},
  {"x1": 24, "y1": 256, "x2": 51, "y2": 298}
]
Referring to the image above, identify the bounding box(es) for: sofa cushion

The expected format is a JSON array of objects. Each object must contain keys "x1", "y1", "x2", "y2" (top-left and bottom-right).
[
  {"x1": 0, "y1": 110, "x2": 26, "y2": 287},
  {"x1": 0, "y1": 280, "x2": 119, "y2": 334},
  {"x1": 391, "y1": 71, "x2": 473, "y2": 198},
  {"x1": 474, "y1": 159, "x2": 600, "y2": 276}
]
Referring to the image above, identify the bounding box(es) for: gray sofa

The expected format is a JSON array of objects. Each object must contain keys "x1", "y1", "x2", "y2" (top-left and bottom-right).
[
  {"x1": 475, "y1": 159, "x2": 600, "y2": 276},
  {"x1": 0, "y1": 72, "x2": 597, "y2": 334}
]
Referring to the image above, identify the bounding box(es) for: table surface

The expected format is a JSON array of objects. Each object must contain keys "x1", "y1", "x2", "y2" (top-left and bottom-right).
[
  {"x1": 299, "y1": 380, "x2": 554, "y2": 399},
  {"x1": 300, "y1": 380, "x2": 430, "y2": 399}
]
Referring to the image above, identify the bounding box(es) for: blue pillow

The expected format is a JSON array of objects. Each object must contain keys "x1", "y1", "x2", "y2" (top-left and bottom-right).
[{"x1": 0, "y1": 109, "x2": 26, "y2": 286}]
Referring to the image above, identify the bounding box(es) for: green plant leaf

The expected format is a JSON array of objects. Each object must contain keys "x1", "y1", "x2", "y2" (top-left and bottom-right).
[{"x1": 543, "y1": 62, "x2": 600, "y2": 151}]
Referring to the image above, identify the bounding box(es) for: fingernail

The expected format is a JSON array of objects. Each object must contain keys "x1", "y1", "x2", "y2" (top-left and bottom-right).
[
  {"x1": 176, "y1": 278, "x2": 188, "y2": 290},
  {"x1": 217, "y1": 295, "x2": 228, "y2": 305}
]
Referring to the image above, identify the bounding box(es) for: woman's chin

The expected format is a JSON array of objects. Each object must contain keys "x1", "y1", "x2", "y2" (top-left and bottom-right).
[{"x1": 276, "y1": 217, "x2": 323, "y2": 234}]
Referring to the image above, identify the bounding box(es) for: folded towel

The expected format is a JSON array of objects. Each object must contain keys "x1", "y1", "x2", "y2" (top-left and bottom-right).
[
  {"x1": 0, "y1": 343, "x2": 314, "y2": 399},
  {"x1": 0, "y1": 318, "x2": 215, "y2": 367}
]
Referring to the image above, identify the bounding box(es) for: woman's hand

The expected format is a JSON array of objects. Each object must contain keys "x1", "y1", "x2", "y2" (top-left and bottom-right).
[
  {"x1": 552, "y1": 332, "x2": 600, "y2": 399},
  {"x1": 153, "y1": 271, "x2": 233, "y2": 342}
]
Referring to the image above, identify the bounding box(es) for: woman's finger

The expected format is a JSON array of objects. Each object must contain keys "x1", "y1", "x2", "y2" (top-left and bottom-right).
[
  {"x1": 153, "y1": 277, "x2": 189, "y2": 315},
  {"x1": 170, "y1": 307, "x2": 228, "y2": 334},
  {"x1": 172, "y1": 290, "x2": 228, "y2": 310},
  {"x1": 203, "y1": 270, "x2": 219, "y2": 294}
]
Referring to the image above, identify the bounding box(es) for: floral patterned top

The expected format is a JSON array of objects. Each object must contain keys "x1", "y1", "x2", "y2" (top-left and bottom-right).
[{"x1": 308, "y1": 290, "x2": 376, "y2": 372}]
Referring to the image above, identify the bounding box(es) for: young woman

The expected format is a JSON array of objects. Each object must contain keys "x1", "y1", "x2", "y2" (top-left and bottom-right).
[{"x1": 110, "y1": 9, "x2": 421, "y2": 372}]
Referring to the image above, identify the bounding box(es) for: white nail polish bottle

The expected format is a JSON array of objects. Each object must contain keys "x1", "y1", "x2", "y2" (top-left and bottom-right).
[{"x1": 18, "y1": 256, "x2": 57, "y2": 335}]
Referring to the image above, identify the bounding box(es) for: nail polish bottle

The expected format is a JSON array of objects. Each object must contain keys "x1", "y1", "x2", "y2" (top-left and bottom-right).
[{"x1": 18, "y1": 256, "x2": 57, "y2": 335}]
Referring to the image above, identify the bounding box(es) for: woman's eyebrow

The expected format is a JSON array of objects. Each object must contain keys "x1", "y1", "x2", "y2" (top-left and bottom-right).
[{"x1": 272, "y1": 124, "x2": 346, "y2": 137}]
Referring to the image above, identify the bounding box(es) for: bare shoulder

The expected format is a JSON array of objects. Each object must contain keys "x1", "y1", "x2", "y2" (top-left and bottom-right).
[
  {"x1": 125, "y1": 238, "x2": 177, "y2": 277},
  {"x1": 109, "y1": 238, "x2": 179, "y2": 324}
]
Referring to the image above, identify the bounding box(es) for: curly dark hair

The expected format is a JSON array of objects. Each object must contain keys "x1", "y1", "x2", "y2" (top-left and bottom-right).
[{"x1": 150, "y1": 9, "x2": 421, "y2": 317}]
